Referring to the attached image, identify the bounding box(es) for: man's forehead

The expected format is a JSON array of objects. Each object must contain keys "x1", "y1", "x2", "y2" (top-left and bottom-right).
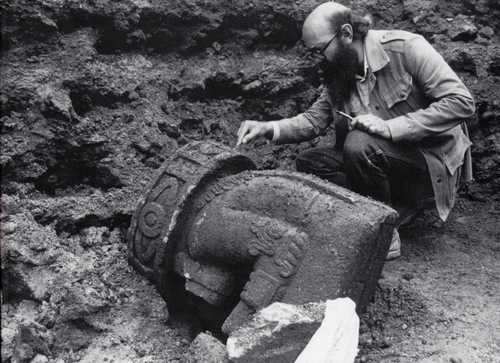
[
  {"x1": 302, "y1": 2, "x2": 349, "y2": 47},
  {"x1": 302, "y1": 21, "x2": 332, "y2": 48}
]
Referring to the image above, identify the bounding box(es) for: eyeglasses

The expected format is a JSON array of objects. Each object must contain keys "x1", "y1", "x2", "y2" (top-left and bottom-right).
[{"x1": 306, "y1": 31, "x2": 339, "y2": 58}]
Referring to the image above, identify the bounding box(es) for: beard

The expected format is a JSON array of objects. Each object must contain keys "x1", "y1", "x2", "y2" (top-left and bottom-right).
[{"x1": 318, "y1": 43, "x2": 359, "y2": 106}]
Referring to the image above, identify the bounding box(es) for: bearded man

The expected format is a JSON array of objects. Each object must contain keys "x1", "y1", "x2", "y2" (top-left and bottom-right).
[{"x1": 236, "y1": 2, "x2": 475, "y2": 259}]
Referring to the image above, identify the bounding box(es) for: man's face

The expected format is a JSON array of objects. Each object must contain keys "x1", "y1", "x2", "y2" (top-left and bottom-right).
[
  {"x1": 304, "y1": 27, "x2": 359, "y2": 104},
  {"x1": 319, "y1": 40, "x2": 359, "y2": 104}
]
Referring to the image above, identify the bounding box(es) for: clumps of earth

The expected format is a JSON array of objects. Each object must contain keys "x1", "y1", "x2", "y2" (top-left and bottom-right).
[{"x1": 1, "y1": 0, "x2": 499, "y2": 362}]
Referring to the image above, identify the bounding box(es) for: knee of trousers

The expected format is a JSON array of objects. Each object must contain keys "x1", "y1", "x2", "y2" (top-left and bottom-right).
[
  {"x1": 342, "y1": 130, "x2": 378, "y2": 164},
  {"x1": 295, "y1": 148, "x2": 317, "y2": 173}
]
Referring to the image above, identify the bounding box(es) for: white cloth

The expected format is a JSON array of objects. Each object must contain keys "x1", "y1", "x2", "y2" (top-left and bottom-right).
[{"x1": 294, "y1": 298, "x2": 359, "y2": 363}]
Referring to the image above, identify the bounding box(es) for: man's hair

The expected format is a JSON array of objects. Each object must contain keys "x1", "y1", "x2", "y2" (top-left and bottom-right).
[{"x1": 328, "y1": 7, "x2": 372, "y2": 40}]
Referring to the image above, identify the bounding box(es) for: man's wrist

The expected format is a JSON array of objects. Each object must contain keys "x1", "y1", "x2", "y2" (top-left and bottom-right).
[{"x1": 268, "y1": 121, "x2": 280, "y2": 142}]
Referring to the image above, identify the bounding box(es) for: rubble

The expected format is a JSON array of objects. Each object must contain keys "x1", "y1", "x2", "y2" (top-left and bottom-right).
[
  {"x1": 227, "y1": 302, "x2": 324, "y2": 363},
  {"x1": 448, "y1": 49, "x2": 477, "y2": 75},
  {"x1": 184, "y1": 332, "x2": 229, "y2": 363},
  {"x1": 12, "y1": 320, "x2": 53, "y2": 363},
  {"x1": 489, "y1": 54, "x2": 500, "y2": 77},
  {"x1": 447, "y1": 15, "x2": 478, "y2": 41}
]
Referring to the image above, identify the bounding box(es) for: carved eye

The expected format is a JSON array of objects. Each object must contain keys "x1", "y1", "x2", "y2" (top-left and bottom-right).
[{"x1": 139, "y1": 202, "x2": 166, "y2": 238}]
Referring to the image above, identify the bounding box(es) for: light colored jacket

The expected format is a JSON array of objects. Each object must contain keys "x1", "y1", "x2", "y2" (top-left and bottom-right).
[{"x1": 272, "y1": 29, "x2": 475, "y2": 221}]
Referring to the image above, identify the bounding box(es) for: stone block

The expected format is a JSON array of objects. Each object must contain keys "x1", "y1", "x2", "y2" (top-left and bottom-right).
[
  {"x1": 128, "y1": 142, "x2": 397, "y2": 335},
  {"x1": 184, "y1": 332, "x2": 229, "y2": 363},
  {"x1": 227, "y1": 302, "x2": 324, "y2": 363}
]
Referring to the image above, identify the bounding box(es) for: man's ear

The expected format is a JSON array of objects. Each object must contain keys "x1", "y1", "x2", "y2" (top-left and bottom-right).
[{"x1": 340, "y1": 23, "x2": 353, "y2": 43}]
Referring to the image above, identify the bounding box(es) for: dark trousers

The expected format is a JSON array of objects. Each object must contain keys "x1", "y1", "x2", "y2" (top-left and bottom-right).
[{"x1": 296, "y1": 130, "x2": 434, "y2": 215}]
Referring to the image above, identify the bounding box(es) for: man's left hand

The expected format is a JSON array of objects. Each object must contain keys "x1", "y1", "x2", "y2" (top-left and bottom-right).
[{"x1": 350, "y1": 114, "x2": 392, "y2": 139}]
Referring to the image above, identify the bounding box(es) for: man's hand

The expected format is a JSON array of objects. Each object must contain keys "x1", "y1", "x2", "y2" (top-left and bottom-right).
[
  {"x1": 236, "y1": 120, "x2": 273, "y2": 146},
  {"x1": 350, "y1": 114, "x2": 392, "y2": 139}
]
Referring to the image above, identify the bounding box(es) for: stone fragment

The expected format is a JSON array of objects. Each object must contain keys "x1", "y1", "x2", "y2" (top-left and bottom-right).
[
  {"x1": 478, "y1": 26, "x2": 494, "y2": 39},
  {"x1": 3, "y1": 212, "x2": 60, "y2": 301},
  {"x1": 6, "y1": 267, "x2": 56, "y2": 301},
  {"x1": 126, "y1": 29, "x2": 146, "y2": 47},
  {"x1": 489, "y1": 54, "x2": 500, "y2": 76},
  {"x1": 30, "y1": 354, "x2": 49, "y2": 363},
  {"x1": 55, "y1": 284, "x2": 109, "y2": 322},
  {"x1": 2, "y1": 301, "x2": 41, "y2": 361},
  {"x1": 157, "y1": 120, "x2": 181, "y2": 139},
  {"x1": 38, "y1": 85, "x2": 75, "y2": 122},
  {"x1": 227, "y1": 301, "x2": 325, "y2": 363},
  {"x1": 295, "y1": 298, "x2": 359, "y2": 363},
  {"x1": 80, "y1": 227, "x2": 109, "y2": 248},
  {"x1": 32, "y1": 12, "x2": 59, "y2": 32},
  {"x1": 184, "y1": 332, "x2": 229, "y2": 363},
  {"x1": 448, "y1": 49, "x2": 477, "y2": 75},
  {"x1": 448, "y1": 15, "x2": 477, "y2": 41},
  {"x1": 1, "y1": 194, "x2": 19, "y2": 216},
  {"x1": 402, "y1": 0, "x2": 437, "y2": 20},
  {"x1": 25, "y1": 191, "x2": 135, "y2": 236},
  {"x1": 242, "y1": 80, "x2": 263, "y2": 93},
  {"x1": 12, "y1": 321, "x2": 52, "y2": 363},
  {"x1": 2, "y1": 319, "x2": 17, "y2": 362},
  {"x1": 2, "y1": 221, "x2": 18, "y2": 234}
]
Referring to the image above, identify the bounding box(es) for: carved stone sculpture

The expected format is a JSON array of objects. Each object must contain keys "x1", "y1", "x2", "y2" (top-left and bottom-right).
[{"x1": 127, "y1": 141, "x2": 397, "y2": 334}]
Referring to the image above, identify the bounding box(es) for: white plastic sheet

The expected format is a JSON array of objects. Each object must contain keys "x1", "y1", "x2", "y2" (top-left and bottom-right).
[{"x1": 294, "y1": 298, "x2": 359, "y2": 363}]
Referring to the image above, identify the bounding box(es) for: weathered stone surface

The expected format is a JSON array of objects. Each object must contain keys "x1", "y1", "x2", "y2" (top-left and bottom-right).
[
  {"x1": 54, "y1": 283, "x2": 110, "y2": 322},
  {"x1": 489, "y1": 54, "x2": 500, "y2": 77},
  {"x1": 478, "y1": 26, "x2": 494, "y2": 39},
  {"x1": 30, "y1": 354, "x2": 49, "y2": 363},
  {"x1": 448, "y1": 15, "x2": 477, "y2": 41},
  {"x1": 184, "y1": 332, "x2": 229, "y2": 363},
  {"x1": 12, "y1": 321, "x2": 53, "y2": 363},
  {"x1": 80, "y1": 226, "x2": 110, "y2": 248},
  {"x1": 1, "y1": 302, "x2": 40, "y2": 362},
  {"x1": 127, "y1": 141, "x2": 257, "y2": 283},
  {"x1": 448, "y1": 49, "x2": 477, "y2": 75},
  {"x1": 38, "y1": 85, "x2": 75, "y2": 122},
  {"x1": 227, "y1": 301, "x2": 324, "y2": 363},
  {"x1": 402, "y1": 0, "x2": 437, "y2": 23},
  {"x1": 128, "y1": 142, "x2": 397, "y2": 335},
  {"x1": 2, "y1": 212, "x2": 60, "y2": 301}
]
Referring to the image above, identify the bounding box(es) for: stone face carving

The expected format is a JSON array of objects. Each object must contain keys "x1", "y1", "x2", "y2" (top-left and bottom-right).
[{"x1": 128, "y1": 141, "x2": 397, "y2": 334}]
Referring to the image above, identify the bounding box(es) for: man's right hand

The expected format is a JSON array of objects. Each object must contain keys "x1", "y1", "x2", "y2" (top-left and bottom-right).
[{"x1": 236, "y1": 120, "x2": 274, "y2": 146}]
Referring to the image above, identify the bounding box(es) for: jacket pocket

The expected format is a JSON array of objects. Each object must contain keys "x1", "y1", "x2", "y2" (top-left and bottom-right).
[{"x1": 381, "y1": 73, "x2": 413, "y2": 109}]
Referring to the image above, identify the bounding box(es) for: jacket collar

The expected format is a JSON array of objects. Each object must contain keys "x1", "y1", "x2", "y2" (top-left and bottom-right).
[{"x1": 364, "y1": 30, "x2": 390, "y2": 73}]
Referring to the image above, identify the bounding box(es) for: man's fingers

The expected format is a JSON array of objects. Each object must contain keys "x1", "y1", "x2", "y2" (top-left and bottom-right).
[
  {"x1": 237, "y1": 121, "x2": 247, "y2": 141},
  {"x1": 236, "y1": 122, "x2": 249, "y2": 146},
  {"x1": 347, "y1": 119, "x2": 354, "y2": 131},
  {"x1": 242, "y1": 127, "x2": 259, "y2": 145},
  {"x1": 351, "y1": 117, "x2": 365, "y2": 131}
]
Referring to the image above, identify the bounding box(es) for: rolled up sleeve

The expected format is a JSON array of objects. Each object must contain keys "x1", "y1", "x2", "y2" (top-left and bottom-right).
[
  {"x1": 273, "y1": 87, "x2": 334, "y2": 144},
  {"x1": 386, "y1": 36, "x2": 475, "y2": 142}
]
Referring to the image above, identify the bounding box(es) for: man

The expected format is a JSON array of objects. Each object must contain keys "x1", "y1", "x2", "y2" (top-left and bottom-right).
[{"x1": 236, "y1": 2, "x2": 475, "y2": 259}]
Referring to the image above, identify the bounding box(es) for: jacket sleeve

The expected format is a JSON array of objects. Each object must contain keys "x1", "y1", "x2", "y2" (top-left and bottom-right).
[
  {"x1": 386, "y1": 35, "x2": 476, "y2": 142},
  {"x1": 272, "y1": 87, "x2": 334, "y2": 144}
]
